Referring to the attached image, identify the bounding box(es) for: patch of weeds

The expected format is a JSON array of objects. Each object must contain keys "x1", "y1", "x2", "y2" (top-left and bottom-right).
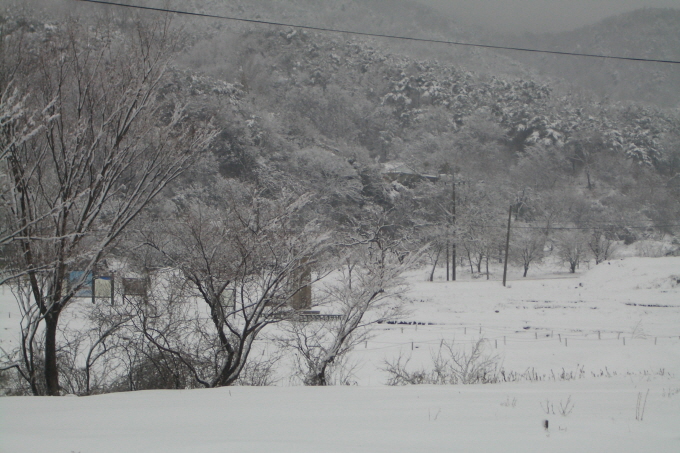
[
  {"x1": 428, "y1": 408, "x2": 441, "y2": 421},
  {"x1": 636, "y1": 389, "x2": 649, "y2": 421},
  {"x1": 501, "y1": 396, "x2": 517, "y2": 408},
  {"x1": 541, "y1": 395, "x2": 574, "y2": 416},
  {"x1": 558, "y1": 395, "x2": 574, "y2": 416},
  {"x1": 591, "y1": 367, "x2": 617, "y2": 378},
  {"x1": 662, "y1": 387, "x2": 680, "y2": 398},
  {"x1": 630, "y1": 320, "x2": 647, "y2": 339},
  {"x1": 383, "y1": 339, "x2": 502, "y2": 385},
  {"x1": 500, "y1": 365, "x2": 586, "y2": 383},
  {"x1": 541, "y1": 399, "x2": 555, "y2": 415}
]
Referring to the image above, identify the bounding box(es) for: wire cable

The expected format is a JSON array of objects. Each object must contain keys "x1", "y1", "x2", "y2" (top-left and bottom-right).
[
  {"x1": 460, "y1": 223, "x2": 680, "y2": 231},
  {"x1": 73, "y1": 0, "x2": 680, "y2": 65}
]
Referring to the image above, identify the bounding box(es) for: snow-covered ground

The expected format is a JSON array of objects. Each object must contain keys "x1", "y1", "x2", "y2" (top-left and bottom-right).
[{"x1": 1, "y1": 256, "x2": 679, "y2": 452}]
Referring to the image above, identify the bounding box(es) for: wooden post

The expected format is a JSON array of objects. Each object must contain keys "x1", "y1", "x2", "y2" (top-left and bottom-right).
[
  {"x1": 446, "y1": 241, "x2": 450, "y2": 281},
  {"x1": 451, "y1": 173, "x2": 456, "y2": 281},
  {"x1": 502, "y1": 205, "x2": 513, "y2": 287}
]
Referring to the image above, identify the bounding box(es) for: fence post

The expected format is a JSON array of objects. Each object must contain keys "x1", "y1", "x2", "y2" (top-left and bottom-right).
[{"x1": 502, "y1": 205, "x2": 513, "y2": 287}]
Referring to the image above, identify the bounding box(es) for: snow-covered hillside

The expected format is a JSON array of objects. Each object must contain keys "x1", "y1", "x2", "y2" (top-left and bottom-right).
[{"x1": 1, "y1": 257, "x2": 679, "y2": 452}]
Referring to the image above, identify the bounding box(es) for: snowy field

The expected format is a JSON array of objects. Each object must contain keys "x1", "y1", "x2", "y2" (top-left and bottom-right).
[{"x1": 1, "y1": 256, "x2": 679, "y2": 452}]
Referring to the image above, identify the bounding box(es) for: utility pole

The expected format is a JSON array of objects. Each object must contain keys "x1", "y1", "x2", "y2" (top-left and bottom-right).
[
  {"x1": 502, "y1": 205, "x2": 513, "y2": 287},
  {"x1": 451, "y1": 172, "x2": 456, "y2": 281}
]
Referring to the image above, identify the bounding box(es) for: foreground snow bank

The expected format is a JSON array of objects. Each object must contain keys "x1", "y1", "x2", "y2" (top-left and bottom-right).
[{"x1": 1, "y1": 378, "x2": 678, "y2": 453}]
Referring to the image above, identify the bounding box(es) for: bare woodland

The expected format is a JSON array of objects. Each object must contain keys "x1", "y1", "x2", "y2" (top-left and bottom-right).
[{"x1": 1, "y1": 3, "x2": 679, "y2": 395}]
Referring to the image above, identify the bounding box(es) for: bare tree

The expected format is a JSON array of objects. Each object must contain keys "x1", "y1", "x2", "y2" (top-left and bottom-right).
[
  {"x1": 557, "y1": 231, "x2": 589, "y2": 273},
  {"x1": 281, "y1": 212, "x2": 418, "y2": 386},
  {"x1": 0, "y1": 25, "x2": 59, "y2": 255},
  {"x1": 511, "y1": 228, "x2": 546, "y2": 277},
  {"x1": 0, "y1": 19, "x2": 214, "y2": 395},
  {"x1": 588, "y1": 229, "x2": 616, "y2": 264},
  {"x1": 137, "y1": 180, "x2": 329, "y2": 387}
]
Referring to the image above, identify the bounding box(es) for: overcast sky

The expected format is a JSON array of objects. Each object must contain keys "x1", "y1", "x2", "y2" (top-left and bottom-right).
[{"x1": 420, "y1": 0, "x2": 680, "y2": 33}]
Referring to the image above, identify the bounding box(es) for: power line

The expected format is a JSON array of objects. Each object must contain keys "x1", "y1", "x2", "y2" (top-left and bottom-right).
[
  {"x1": 470, "y1": 224, "x2": 680, "y2": 230},
  {"x1": 514, "y1": 224, "x2": 680, "y2": 230},
  {"x1": 74, "y1": 0, "x2": 680, "y2": 65}
]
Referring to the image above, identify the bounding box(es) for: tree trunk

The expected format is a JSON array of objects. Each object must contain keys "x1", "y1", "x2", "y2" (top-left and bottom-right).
[
  {"x1": 44, "y1": 310, "x2": 61, "y2": 396},
  {"x1": 569, "y1": 260, "x2": 577, "y2": 273},
  {"x1": 307, "y1": 363, "x2": 328, "y2": 386},
  {"x1": 429, "y1": 246, "x2": 441, "y2": 282},
  {"x1": 451, "y1": 175, "x2": 456, "y2": 281}
]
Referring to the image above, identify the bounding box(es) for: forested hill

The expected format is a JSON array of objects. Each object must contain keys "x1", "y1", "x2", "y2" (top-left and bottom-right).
[
  {"x1": 4, "y1": 3, "x2": 680, "y2": 238},
  {"x1": 164, "y1": 13, "x2": 679, "y2": 235},
  {"x1": 175, "y1": 2, "x2": 680, "y2": 107},
  {"x1": 506, "y1": 8, "x2": 680, "y2": 107}
]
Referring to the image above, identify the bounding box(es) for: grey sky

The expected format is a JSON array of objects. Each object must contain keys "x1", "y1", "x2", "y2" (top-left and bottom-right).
[{"x1": 420, "y1": 0, "x2": 680, "y2": 33}]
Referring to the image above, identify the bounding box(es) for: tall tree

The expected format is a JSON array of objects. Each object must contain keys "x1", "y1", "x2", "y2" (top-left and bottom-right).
[{"x1": 0, "y1": 18, "x2": 214, "y2": 395}]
